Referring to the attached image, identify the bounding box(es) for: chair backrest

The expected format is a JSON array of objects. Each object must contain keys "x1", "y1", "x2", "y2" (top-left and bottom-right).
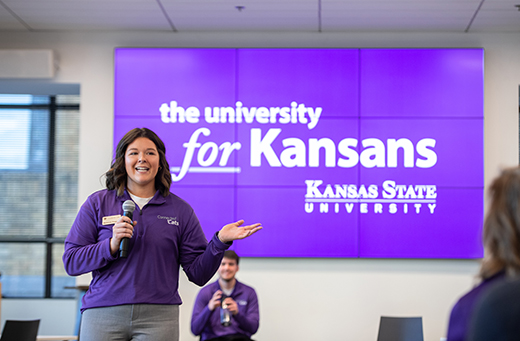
[
  {"x1": 0, "y1": 319, "x2": 40, "y2": 341},
  {"x1": 377, "y1": 316, "x2": 424, "y2": 341}
]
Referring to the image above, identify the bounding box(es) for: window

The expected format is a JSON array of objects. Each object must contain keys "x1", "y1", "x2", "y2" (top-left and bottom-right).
[{"x1": 0, "y1": 94, "x2": 80, "y2": 298}]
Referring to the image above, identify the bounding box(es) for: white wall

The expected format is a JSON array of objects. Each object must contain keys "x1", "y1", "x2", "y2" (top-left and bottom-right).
[
  {"x1": 0, "y1": 31, "x2": 519, "y2": 341},
  {"x1": 1, "y1": 299, "x2": 77, "y2": 335}
]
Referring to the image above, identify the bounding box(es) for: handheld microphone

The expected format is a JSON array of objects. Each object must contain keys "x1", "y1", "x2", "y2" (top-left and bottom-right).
[{"x1": 119, "y1": 200, "x2": 136, "y2": 258}]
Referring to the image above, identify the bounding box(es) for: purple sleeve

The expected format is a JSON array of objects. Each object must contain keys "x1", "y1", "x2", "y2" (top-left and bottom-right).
[
  {"x1": 446, "y1": 299, "x2": 466, "y2": 341},
  {"x1": 178, "y1": 210, "x2": 231, "y2": 286},
  {"x1": 234, "y1": 288, "x2": 260, "y2": 334},
  {"x1": 62, "y1": 197, "x2": 117, "y2": 276},
  {"x1": 191, "y1": 287, "x2": 214, "y2": 336},
  {"x1": 446, "y1": 277, "x2": 501, "y2": 341}
]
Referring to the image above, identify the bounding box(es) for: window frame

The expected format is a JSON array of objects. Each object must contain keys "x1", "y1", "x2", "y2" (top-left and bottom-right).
[{"x1": 0, "y1": 95, "x2": 80, "y2": 298}]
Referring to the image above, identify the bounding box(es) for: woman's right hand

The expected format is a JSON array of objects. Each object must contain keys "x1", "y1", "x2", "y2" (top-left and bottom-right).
[{"x1": 110, "y1": 215, "x2": 136, "y2": 256}]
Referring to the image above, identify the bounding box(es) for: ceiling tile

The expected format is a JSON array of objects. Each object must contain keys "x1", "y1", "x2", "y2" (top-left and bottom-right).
[{"x1": 1, "y1": 0, "x2": 173, "y2": 31}]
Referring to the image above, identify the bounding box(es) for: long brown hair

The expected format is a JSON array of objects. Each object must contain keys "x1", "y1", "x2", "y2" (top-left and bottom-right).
[
  {"x1": 105, "y1": 128, "x2": 172, "y2": 197},
  {"x1": 480, "y1": 166, "x2": 520, "y2": 279}
]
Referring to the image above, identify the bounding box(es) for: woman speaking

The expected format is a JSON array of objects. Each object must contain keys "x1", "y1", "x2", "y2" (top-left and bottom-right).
[{"x1": 63, "y1": 127, "x2": 261, "y2": 341}]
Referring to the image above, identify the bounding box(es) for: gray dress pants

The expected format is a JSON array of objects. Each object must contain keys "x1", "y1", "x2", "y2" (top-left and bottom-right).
[{"x1": 80, "y1": 304, "x2": 179, "y2": 341}]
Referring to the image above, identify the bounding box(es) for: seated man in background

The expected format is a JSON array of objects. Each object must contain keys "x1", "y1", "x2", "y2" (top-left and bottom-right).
[{"x1": 191, "y1": 250, "x2": 259, "y2": 341}]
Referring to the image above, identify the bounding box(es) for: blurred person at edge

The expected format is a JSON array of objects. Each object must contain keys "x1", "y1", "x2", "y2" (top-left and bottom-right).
[
  {"x1": 191, "y1": 250, "x2": 259, "y2": 341},
  {"x1": 446, "y1": 166, "x2": 520, "y2": 341},
  {"x1": 63, "y1": 127, "x2": 262, "y2": 341}
]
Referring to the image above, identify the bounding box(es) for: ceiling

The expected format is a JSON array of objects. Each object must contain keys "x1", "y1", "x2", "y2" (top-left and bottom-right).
[{"x1": 0, "y1": 0, "x2": 519, "y2": 33}]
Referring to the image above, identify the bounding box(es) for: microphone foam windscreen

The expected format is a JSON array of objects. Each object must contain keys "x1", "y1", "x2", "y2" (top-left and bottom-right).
[{"x1": 122, "y1": 200, "x2": 136, "y2": 213}]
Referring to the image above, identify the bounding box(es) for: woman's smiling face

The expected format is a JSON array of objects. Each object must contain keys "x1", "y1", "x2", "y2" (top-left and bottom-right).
[{"x1": 125, "y1": 137, "x2": 160, "y2": 196}]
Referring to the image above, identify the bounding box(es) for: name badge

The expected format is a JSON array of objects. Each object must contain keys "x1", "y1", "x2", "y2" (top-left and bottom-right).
[{"x1": 102, "y1": 214, "x2": 121, "y2": 225}]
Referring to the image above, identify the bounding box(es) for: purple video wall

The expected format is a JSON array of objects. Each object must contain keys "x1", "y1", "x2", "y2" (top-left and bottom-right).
[{"x1": 114, "y1": 48, "x2": 484, "y2": 258}]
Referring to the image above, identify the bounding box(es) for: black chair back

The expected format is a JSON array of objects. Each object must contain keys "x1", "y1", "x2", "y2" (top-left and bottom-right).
[
  {"x1": 377, "y1": 316, "x2": 424, "y2": 341},
  {"x1": 0, "y1": 319, "x2": 40, "y2": 341}
]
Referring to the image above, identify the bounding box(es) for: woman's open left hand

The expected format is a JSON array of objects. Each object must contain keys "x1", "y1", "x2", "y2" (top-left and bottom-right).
[{"x1": 218, "y1": 220, "x2": 262, "y2": 244}]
